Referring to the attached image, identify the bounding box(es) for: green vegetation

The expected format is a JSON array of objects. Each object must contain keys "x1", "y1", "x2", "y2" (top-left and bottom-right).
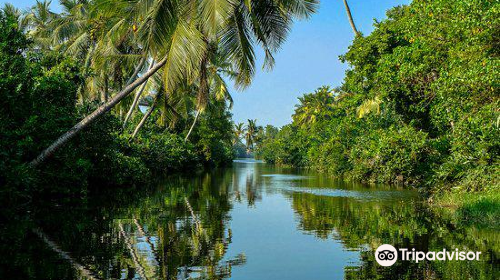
[
  {"x1": 232, "y1": 119, "x2": 265, "y2": 157},
  {"x1": 0, "y1": 14, "x2": 232, "y2": 200},
  {"x1": 0, "y1": 0, "x2": 318, "y2": 202},
  {"x1": 2, "y1": 0, "x2": 497, "y2": 278},
  {"x1": 434, "y1": 191, "x2": 500, "y2": 229},
  {"x1": 255, "y1": 0, "x2": 499, "y2": 221},
  {"x1": 290, "y1": 190, "x2": 499, "y2": 279}
]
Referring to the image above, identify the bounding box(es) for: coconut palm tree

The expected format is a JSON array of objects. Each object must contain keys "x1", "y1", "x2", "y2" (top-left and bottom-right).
[
  {"x1": 51, "y1": 0, "x2": 144, "y2": 103},
  {"x1": 30, "y1": 0, "x2": 319, "y2": 166},
  {"x1": 22, "y1": 0, "x2": 59, "y2": 50},
  {"x1": 233, "y1": 122, "x2": 245, "y2": 145},
  {"x1": 2, "y1": 3, "x2": 22, "y2": 22},
  {"x1": 292, "y1": 86, "x2": 335, "y2": 128},
  {"x1": 245, "y1": 119, "x2": 257, "y2": 153},
  {"x1": 184, "y1": 46, "x2": 236, "y2": 141},
  {"x1": 342, "y1": 0, "x2": 360, "y2": 36}
]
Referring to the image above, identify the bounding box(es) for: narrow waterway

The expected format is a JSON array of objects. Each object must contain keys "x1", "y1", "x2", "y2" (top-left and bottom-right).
[{"x1": 3, "y1": 159, "x2": 498, "y2": 279}]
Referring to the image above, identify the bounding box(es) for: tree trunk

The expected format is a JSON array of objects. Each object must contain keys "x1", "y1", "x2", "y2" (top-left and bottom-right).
[
  {"x1": 184, "y1": 54, "x2": 208, "y2": 142},
  {"x1": 32, "y1": 228, "x2": 102, "y2": 280},
  {"x1": 342, "y1": 0, "x2": 360, "y2": 36},
  {"x1": 118, "y1": 222, "x2": 148, "y2": 280},
  {"x1": 102, "y1": 73, "x2": 109, "y2": 103},
  {"x1": 129, "y1": 95, "x2": 159, "y2": 140},
  {"x1": 184, "y1": 110, "x2": 201, "y2": 141},
  {"x1": 123, "y1": 60, "x2": 155, "y2": 129},
  {"x1": 126, "y1": 56, "x2": 147, "y2": 86},
  {"x1": 30, "y1": 57, "x2": 167, "y2": 167}
]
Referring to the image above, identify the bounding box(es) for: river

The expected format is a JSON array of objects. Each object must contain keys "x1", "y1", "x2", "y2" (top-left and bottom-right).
[{"x1": 2, "y1": 159, "x2": 498, "y2": 279}]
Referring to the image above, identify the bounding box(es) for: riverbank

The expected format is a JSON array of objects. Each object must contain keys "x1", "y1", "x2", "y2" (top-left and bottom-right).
[
  {"x1": 431, "y1": 190, "x2": 500, "y2": 229},
  {"x1": 253, "y1": 0, "x2": 498, "y2": 230}
]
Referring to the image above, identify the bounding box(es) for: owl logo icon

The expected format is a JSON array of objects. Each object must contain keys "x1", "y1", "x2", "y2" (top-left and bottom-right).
[{"x1": 375, "y1": 244, "x2": 398, "y2": 266}]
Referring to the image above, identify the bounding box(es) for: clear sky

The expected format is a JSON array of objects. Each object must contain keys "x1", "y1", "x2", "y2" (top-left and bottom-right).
[{"x1": 2, "y1": 0, "x2": 409, "y2": 127}]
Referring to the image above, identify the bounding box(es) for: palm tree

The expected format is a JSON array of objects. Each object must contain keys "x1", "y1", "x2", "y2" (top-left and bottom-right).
[
  {"x1": 122, "y1": 58, "x2": 152, "y2": 129},
  {"x1": 184, "y1": 47, "x2": 235, "y2": 141},
  {"x1": 245, "y1": 119, "x2": 257, "y2": 153},
  {"x1": 342, "y1": 0, "x2": 360, "y2": 36},
  {"x1": 22, "y1": 0, "x2": 59, "y2": 50},
  {"x1": 233, "y1": 122, "x2": 245, "y2": 145},
  {"x1": 292, "y1": 86, "x2": 335, "y2": 128},
  {"x1": 253, "y1": 125, "x2": 265, "y2": 146},
  {"x1": 30, "y1": 0, "x2": 319, "y2": 166},
  {"x1": 2, "y1": 4, "x2": 22, "y2": 22}
]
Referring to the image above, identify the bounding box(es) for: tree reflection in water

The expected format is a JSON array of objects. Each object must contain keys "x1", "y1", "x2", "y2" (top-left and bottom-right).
[
  {"x1": 290, "y1": 192, "x2": 499, "y2": 280},
  {"x1": 2, "y1": 161, "x2": 498, "y2": 279}
]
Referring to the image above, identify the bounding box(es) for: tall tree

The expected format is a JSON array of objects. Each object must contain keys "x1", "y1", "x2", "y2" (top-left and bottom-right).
[
  {"x1": 30, "y1": 0, "x2": 319, "y2": 166},
  {"x1": 233, "y1": 122, "x2": 245, "y2": 144},
  {"x1": 22, "y1": 0, "x2": 59, "y2": 49},
  {"x1": 342, "y1": 0, "x2": 359, "y2": 36},
  {"x1": 245, "y1": 119, "x2": 257, "y2": 153},
  {"x1": 292, "y1": 86, "x2": 335, "y2": 128}
]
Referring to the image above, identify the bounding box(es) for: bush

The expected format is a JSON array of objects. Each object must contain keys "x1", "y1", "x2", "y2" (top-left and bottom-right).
[
  {"x1": 349, "y1": 125, "x2": 434, "y2": 185},
  {"x1": 133, "y1": 133, "x2": 200, "y2": 173}
]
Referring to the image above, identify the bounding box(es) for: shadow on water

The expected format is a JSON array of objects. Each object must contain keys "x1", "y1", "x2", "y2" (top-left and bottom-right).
[{"x1": 1, "y1": 160, "x2": 498, "y2": 279}]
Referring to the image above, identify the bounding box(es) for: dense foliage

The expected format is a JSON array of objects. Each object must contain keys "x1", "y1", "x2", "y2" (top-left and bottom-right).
[
  {"x1": 0, "y1": 13, "x2": 234, "y2": 203},
  {"x1": 256, "y1": 0, "x2": 499, "y2": 193}
]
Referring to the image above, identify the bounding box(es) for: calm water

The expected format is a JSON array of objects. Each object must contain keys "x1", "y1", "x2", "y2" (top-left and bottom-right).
[{"x1": 2, "y1": 159, "x2": 498, "y2": 279}]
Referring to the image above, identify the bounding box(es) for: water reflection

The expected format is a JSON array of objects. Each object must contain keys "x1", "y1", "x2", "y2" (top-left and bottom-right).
[{"x1": 2, "y1": 160, "x2": 498, "y2": 279}]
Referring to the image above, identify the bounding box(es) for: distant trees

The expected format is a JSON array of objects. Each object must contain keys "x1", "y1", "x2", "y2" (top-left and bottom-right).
[
  {"x1": 232, "y1": 119, "x2": 265, "y2": 155},
  {"x1": 233, "y1": 123, "x2": 245, "y2": 145},
  {"x1": 245, "y1": 119, "x2": 257, "y2": 153}
]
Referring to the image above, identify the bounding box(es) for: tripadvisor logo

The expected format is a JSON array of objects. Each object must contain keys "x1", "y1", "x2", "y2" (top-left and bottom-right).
[
  {"x1": 375, "y1": 244, "x2": 481, "y2": 267},
  {"x1": 375, "y1": 244, "x2": 398, "y2": 266}
]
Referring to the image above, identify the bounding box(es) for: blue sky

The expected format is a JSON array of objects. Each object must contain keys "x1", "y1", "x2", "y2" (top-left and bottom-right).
[{"x1": 2, "y1": 0, "x2": 409, "y2": 127}]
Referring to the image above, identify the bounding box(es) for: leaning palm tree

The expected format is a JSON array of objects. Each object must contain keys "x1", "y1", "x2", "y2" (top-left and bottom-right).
[
  {"x1": 184, "y1": 46, "x2": 236, "y2": 141},
  {"x1": 128, "y1": 74, "x2": 191, "y2": 140},
  {"x1": 30, "y1": 0, "x2": 319, "y2": 166}
]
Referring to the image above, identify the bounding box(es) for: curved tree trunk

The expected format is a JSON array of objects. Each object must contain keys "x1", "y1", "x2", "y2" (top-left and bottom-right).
[
  {"x1": 342, "y1": 0, "x2": 360, "y2": 36},
  {"x1": 30, "y1": 57, "x2": 167, "y2": 167},
  {"x1": 184, "y1": 110, "x2": 201, "y2": 142},
  {"x1": 123, "y1": 81, "x2": 147, "y2": 129},
  {"x1": 129, "y1": 95, "x2": 159, "y2": 140},
  {"x1": 123, "y1": 60, "x2": 155, "y2": 129}
]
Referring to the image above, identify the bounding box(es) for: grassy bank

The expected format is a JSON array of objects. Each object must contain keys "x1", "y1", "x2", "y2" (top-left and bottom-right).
[{"x1": 432, "y1": 189, "x2": 500, "y2": 229}]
